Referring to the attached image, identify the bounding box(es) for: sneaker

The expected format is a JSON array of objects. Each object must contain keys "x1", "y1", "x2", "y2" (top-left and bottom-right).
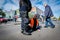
[
  {"x1": 23, "y1": 31, "x2": 32, "y2": 35},
  {"x1": 51, "y1": 25, "x2": 55, "y2": 28}
]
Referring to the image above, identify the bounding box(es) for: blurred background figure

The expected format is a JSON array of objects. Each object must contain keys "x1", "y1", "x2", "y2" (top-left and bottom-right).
[{"x1": 14, "y1": 11, "x2": 18, "y2": 22}]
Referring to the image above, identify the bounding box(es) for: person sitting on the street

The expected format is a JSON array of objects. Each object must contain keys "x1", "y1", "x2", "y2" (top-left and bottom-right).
[
  {"x1": 22, "y1": 14, "x2": 41, "y2": 35},
  {"x1": 26, "y1": 15, "x2": 41, "y2": 33}
]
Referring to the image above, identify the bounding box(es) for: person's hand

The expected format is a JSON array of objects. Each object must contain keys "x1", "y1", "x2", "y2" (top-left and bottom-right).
[
  {"x1": 28, "y1": 24, "x2": 31, "y2": 26},
  {"x1": 28, "y1": 24, "x2": 33, "y2": 28}
]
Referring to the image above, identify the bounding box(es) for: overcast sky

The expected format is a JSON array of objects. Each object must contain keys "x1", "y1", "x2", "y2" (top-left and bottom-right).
[{"x1": 0, "y1": 0, "x2": 60, "y2": 18}]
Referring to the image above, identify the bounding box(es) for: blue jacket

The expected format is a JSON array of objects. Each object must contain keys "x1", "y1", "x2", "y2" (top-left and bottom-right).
[{"x1": 45, "y1": 5, "x2": 54, "y2": 18}]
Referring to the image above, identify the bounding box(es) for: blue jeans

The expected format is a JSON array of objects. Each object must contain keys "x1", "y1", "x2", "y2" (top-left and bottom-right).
[{"x1": 45, "y1": 18, "x2": 55, "y2": 27}]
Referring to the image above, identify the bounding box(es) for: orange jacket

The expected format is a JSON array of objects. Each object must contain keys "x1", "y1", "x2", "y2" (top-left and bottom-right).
[{"x1": 29, "y1": 18, "x2": 39, "y2": 28}]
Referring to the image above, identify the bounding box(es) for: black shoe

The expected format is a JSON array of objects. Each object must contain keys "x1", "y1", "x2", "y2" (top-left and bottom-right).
[
  {"x1": 28, "y1": 33, "x2": 32, "y2": 35},
  {"x1": 51, "y1": 25, "x2": 55, "y2": 28},
  {"x1": 23, "y1": 31, "x2": 32, "y2": 35}
]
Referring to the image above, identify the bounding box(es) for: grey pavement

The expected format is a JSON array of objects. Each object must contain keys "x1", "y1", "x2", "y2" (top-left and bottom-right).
[{"x1": 0, "y1": 21, "x2": 60, "y2": 40}]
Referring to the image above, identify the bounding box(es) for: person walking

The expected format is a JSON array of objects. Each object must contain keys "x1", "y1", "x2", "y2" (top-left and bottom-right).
[
  {"x1": 44, "y1": 3, "x2": 55, "y2": 28},
  {"x1": 19, "y1": 0, "x2": 32, "y2": 34}
]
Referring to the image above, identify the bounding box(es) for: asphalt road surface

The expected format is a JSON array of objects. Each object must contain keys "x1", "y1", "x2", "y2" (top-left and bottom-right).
[{"x1": 0, "y1": 21, "x2": 60, "y2": 40}]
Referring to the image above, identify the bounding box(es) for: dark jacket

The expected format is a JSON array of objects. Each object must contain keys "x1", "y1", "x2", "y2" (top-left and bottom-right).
[
  {"x1": 19, "y1": 0, "x2": 32, "y2": 18},
  {"x1": 45, "y1": 5, "x2": 54, "y2": 18},
  {"x1": 20, "y1": 0, "x2": 32, "y2": 12}
]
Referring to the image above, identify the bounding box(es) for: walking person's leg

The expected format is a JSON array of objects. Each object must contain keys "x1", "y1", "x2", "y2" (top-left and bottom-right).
[
  {"x1": 21, "y1": 18, "x2": 25, "y2": 33},
  {"x1": 21, "y1": 17, "x2": 29, "y2": 33},
  {"x1": 45, "y1": 18, "x2": 49, "y2": 28},
  {"x1": 22, "y1": 17, "x2": 32, "y2": 35},
  {"x1": 15, "y1": 18, "x2": 16, "y2": 22},
  {"x1": 21, "y1": 12, "x2": 27, "y2": 31},
  {"x1": 48, "y1": 18, "x2": 55, "y2": 28}
]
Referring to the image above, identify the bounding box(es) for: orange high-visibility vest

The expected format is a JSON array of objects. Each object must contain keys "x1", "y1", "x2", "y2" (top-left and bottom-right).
[{"x1": 29, "y1": 18, "x2": 38, "y2": 28}]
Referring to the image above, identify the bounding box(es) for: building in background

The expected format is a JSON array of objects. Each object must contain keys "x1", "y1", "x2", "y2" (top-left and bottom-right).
[{"x1": 4, "y1": 10, "x2": 15, "y2": 19}]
